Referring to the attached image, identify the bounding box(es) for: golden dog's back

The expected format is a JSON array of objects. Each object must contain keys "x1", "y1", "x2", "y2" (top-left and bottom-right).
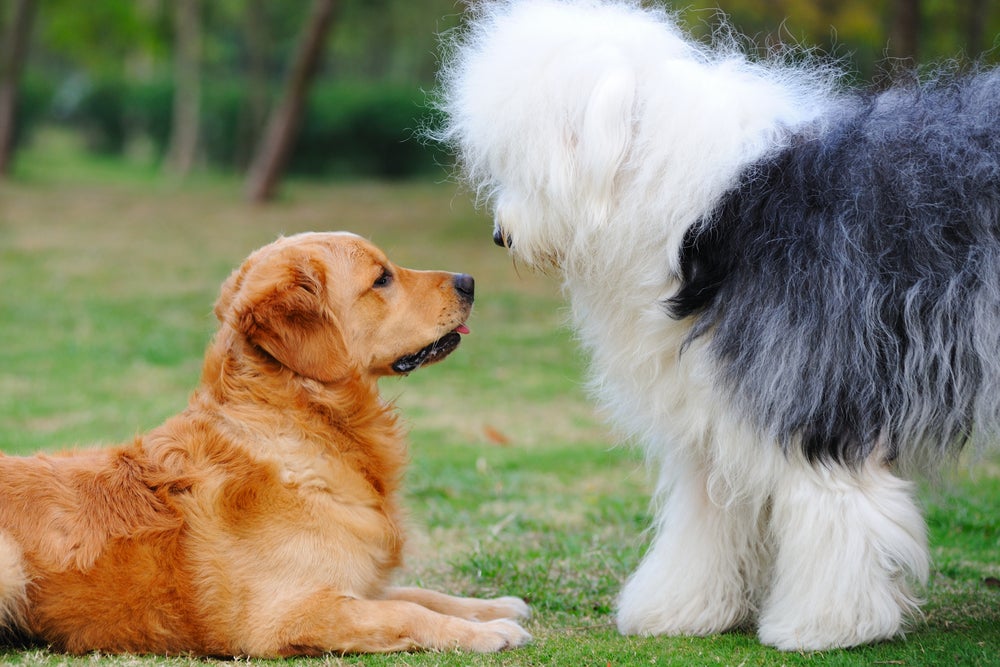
[{"x1": 0, "y1": 443, "x2": 201, "y2": 652}]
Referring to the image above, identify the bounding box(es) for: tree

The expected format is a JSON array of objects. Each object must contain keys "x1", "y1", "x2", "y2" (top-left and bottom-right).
[
  {"x1": 244, "y1": 0, "x2": 338, "y2": 203},
  {"x1": 165, "y1": 0, "x2": 202, "y2": 175},
  {"x1": 235, "y1": 0, "x2": 271, "y2": 169},
  {"x1": 0, "y1": 0, "x2": 37, "y2": 177},
  {"x1": 962, "y1": 0, "x2": 988, "y2": 58},
  {"x1": 889, "y1": 0, "x2": 921, "y2": 64}
]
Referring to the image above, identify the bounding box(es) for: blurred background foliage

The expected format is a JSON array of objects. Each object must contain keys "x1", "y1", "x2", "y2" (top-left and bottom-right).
[{"x1": 2, "y1": 0, "x2": 999, "y2": 184}]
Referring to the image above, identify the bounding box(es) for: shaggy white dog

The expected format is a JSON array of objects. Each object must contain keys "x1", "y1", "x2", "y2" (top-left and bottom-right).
[{"x1": 436, "y1": 0, "x2": 1000, "y2": 652}]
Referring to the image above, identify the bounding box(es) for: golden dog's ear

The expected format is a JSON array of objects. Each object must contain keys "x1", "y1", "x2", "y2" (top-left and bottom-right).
[{"x1": 227, "y1": 250, "x2": 350, "y2": 383}]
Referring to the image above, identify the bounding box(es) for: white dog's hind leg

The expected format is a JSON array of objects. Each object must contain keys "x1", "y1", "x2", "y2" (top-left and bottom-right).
[
  {"x1": 617, "y1": 459, "x2": 766, "y2": 637},
  {"x1": 759, "y1": 456, "x2": 928, "y2": 651}
]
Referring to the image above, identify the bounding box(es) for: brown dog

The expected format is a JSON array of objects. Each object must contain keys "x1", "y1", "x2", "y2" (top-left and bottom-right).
[{"x1": 0, "y1": 232, "x2": 531, "y2": 656}]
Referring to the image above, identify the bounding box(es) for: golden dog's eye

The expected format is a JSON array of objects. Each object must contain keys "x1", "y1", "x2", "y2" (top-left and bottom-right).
[{"x1": 373, "y1": 268, "x2": 392, "y2": 289}]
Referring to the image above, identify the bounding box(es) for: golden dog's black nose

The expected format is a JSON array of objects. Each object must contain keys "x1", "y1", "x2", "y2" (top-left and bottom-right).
[{"x1": 453, "y1": 273, "x2": 475, "y2": 301}]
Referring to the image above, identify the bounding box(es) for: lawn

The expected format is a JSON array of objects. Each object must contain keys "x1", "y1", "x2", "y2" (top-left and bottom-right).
[{"x1": 0, "y1": 139, "x2": 997, "y2": 666}]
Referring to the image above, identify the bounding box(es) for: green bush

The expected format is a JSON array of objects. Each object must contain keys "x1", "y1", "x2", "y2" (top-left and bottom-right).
[
  {"x1": 53, "y1": 76, "x2": 170, "y2": 156},
  {"x1": 293, "y1": 83, "x2": 446, "y2": 178},
  {"x1": 54, "y1": 74, "x2": 447, "y2": 178},
  {"x1": 126, "y1": 79, "x2": 173, "y2": 157},
  {"x1": 13, "y1": 76, "x2": 55, "y2": 149},
  {"x1": 74, "y1": 76, "x2": 127, "y2": 153}
]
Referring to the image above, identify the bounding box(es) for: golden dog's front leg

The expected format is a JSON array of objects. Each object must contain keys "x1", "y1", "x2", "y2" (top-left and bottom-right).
[
  {"x1": 384, "y1": 586, "x2": 531, "y2": 622},
  {"x1": 248, "y1": 589, "x2": 532, "y2": 656}
]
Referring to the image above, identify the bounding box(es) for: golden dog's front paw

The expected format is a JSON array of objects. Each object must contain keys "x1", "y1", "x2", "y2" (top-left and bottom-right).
[
  {"x1": 475, "y1": 596, "x2": 531, "y2": 621},
  {"x1": 465, "y1": 619, "x2": 532, "y2": 653}
]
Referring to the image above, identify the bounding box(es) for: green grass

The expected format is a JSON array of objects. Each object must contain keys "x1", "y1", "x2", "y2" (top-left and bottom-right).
[{"x1": 0, "y1": 137, "x2": 998, "y2": 666}]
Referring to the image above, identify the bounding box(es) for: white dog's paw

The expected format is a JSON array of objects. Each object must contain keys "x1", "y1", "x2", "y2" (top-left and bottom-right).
[
  {"x1": 757, "y1": 581, "x2": 914, "y2": 651},
  {"x1": 757, "y1": 610, "x2": 905, "y2": 652},
  {"x1": 616, "y1": 594, "x2": 747, "y2": 637},
  {"x1": 616, "y1": 551, "x2": 752, "y2": 637}
]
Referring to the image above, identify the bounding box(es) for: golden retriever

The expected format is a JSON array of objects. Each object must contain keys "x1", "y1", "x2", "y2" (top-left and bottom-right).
[{"x1": 0, "y1": 232, "x2": 531, "y2": 656}]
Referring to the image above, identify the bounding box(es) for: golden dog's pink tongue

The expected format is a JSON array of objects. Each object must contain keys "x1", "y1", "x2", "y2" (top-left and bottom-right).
[{"x1": 455, "y1": 324, "x2": 470, "y2": 334}]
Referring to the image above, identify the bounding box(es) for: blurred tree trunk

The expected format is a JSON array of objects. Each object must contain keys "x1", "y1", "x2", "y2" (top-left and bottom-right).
[
  {"x1": 244, "y1": 0, "x2": 338, "y2": 203},
  {"x1": 0, "y1": 0, "x2": 37, "y2": 177},
  {"x1": 963, "y1": 0, "x2": 987, "y2": 58},
  {"x1": 889, "y1": 0, "x2": 921, "y2": 64},
  {"x1": 165, "y1": 0, "x2": 202, "y2": 175},
  {"x1": 236, "y1": 0, "x2": 270, "y2": 170}
]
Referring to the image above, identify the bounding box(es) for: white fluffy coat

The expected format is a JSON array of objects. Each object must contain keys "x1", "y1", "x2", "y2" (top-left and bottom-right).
[{"x1": 435, "y1": 0, "x2": 950, "y2": 651}]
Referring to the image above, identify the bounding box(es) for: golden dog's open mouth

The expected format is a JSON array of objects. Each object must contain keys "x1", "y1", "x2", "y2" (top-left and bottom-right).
[{"x1": 391, "y1": 325, "x2": 470, "y2": 374}]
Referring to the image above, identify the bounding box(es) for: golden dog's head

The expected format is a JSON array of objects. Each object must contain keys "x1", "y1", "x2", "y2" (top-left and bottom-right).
[{"x1": 215, "y1": 232, "x2": 473, "y2": 382}]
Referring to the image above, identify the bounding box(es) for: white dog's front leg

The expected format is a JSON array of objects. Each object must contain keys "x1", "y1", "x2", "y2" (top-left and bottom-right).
[
  {"x1": 616, "y1": 459, "x2": 766, "y2": 637},
  {"x1": 758, "y1": 456, "x2": 928, "y2": 651}
]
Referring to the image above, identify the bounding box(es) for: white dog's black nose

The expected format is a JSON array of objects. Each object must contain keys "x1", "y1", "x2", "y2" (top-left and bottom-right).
[
  {"x1": 493, "y1": 229, "x2": 510, "y2": 248},
  {"x1": 453, "y1": 273, "x2": 475, "y2": 302}
]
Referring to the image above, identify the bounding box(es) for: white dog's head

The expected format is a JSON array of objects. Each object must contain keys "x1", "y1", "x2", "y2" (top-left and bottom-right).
[
  {"x1": 438, "y1": 0, "x2": 694, "y2": 271},
  {"x1": 437, "y1": 0, "x2": 836, "y2": 276}
]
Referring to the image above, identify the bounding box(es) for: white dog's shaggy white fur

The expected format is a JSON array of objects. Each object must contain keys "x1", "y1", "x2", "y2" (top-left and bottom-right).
[{"x1": 436, "y1": 0, "x2": 1000, "y2": 652}]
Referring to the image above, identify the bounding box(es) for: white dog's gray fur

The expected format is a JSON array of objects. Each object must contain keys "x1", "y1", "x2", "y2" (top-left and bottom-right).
[{"x1": 427, "y1": 0, "x2": 1000, "y2": 651}]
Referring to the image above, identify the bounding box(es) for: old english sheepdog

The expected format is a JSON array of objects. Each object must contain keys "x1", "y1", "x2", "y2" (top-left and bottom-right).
[{"x1": 435, "y1": 0, "x2": 1000, "y2": 652}]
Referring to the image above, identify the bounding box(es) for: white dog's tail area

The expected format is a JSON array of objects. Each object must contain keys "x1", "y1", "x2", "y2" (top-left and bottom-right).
[{"x1": 0, "y1": 533, "x2": 28, "y2": 633}]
